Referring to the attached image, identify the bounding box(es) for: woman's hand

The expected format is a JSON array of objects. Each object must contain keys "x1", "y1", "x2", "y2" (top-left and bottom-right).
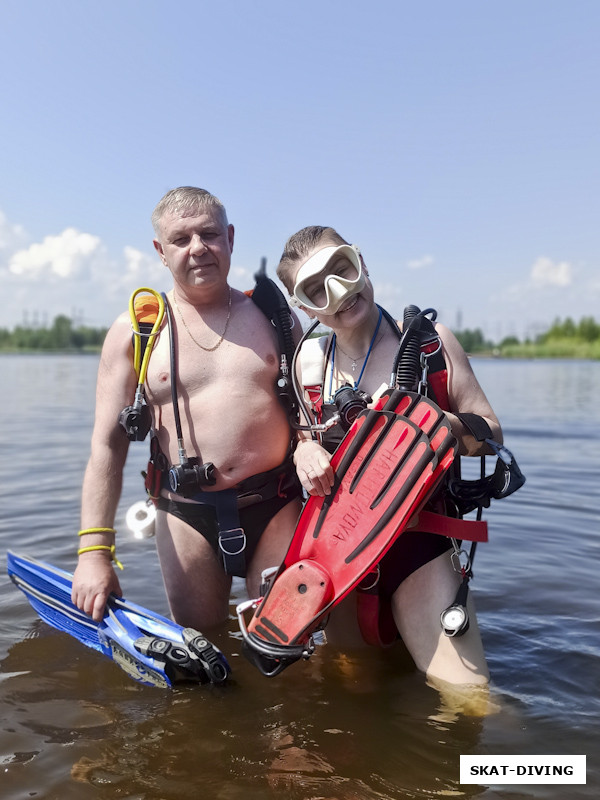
[{"x1": 293, "y1": 439, "x2": 335, "y2": 497}]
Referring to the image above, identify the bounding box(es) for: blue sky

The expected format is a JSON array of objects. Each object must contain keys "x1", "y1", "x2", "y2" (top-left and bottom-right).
[{"x1": 1, "y1": 0, "x2": 598, "y2": 340}]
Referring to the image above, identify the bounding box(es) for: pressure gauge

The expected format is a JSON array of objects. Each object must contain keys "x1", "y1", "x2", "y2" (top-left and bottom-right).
[{"x1": 440, "y1": 604, "x2": 469, "y2": 637}]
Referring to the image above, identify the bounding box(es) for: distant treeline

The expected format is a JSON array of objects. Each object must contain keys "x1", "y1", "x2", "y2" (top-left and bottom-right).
[
  {"x1": 1, "y1": 313, "x2": 599, "y2": 359},
  {"x1": 0, "y1": 314, "x2": 107, "y2": 351},
  {"x1": 454, "y1": 316, "x2": 600, "y2": 359}
]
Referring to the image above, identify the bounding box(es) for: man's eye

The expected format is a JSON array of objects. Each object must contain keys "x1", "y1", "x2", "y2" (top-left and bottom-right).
[{"x1": 173, "y1": 237, "x2": 189, "y2": 246}]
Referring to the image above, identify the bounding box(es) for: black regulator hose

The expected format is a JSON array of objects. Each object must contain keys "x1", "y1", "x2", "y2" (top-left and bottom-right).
[
  {"x1": 162, "y1": 294, "x2": 184, "y2": 443},
  {"x1": 162, "y1": 293, "x2": 216, "y2": 490},
  {"x1": 256, "y1": 258, "x2": 295, "y2": 358},
  {"x1": 391, "y1": 305, "x2": 439, "y2": 392},
  {"x1": 291, "y1": 318, "x2": 321, "y2": 436},
  {"x1": 393, "y1": 304, "x2": 422, "y2": 390},
  {"x1": 254, "y1": 257, "x2": 298, "y2": 414}
]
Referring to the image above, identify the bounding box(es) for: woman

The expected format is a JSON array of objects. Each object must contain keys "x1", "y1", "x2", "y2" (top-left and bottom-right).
[{"x1": 277, "y1": 226, "x2": 502, "y2": 687}]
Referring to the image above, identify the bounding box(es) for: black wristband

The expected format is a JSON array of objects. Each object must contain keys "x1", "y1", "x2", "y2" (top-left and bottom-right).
[{"x1": 455, "y1": 413, "x2": 493, "y2": 442}]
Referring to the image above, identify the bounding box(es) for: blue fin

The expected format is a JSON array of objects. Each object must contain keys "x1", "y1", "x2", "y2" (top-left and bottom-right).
[{"x1": 7, "y1": 552, "x2": 230, "y2": 688}]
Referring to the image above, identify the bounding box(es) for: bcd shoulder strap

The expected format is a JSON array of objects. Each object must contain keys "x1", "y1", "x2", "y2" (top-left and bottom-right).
[{"x1": 247, "y1": 260, "x2": 298, "y2": 420}]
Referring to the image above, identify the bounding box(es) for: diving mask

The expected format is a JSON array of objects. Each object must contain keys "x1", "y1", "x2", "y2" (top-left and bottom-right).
[{"x1": 290, "y1": 244, "x2": 365, "y2": 315}]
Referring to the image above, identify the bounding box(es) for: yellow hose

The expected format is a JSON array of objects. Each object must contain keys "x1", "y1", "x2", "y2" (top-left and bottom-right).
[{"x1": 128, "y1": 288, "x2": 165, "y2": 383}]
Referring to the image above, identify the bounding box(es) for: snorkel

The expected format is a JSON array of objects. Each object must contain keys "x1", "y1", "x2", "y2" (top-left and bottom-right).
[{"x1": 289, "y1": 244, "x2": 366, "y2": 315}]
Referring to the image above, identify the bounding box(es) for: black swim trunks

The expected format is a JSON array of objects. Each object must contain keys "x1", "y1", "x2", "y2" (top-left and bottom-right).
[
  {"x1": 377, "y1": 528, "x2": 452, "y2": 598},
  {"x1": 157, "y1": 461, "x2": 302, "y2": 577}
]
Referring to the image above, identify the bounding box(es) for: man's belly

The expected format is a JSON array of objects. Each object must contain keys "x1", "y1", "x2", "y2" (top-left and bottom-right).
[{"x1": 153, "y1": 392, "x2": 292, "y2": 493}]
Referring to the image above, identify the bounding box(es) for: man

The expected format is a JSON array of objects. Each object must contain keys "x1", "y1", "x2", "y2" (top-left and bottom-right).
[{"x1": 72, "y1": 187, "x2": 302, "y2": 629}]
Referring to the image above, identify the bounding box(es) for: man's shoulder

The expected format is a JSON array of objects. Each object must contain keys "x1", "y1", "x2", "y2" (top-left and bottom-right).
[{"x1": 100, "y1": 311, "x2": 136, "y2": 357}]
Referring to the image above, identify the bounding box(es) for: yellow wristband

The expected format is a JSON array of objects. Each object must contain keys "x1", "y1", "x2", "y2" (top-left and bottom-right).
[
  {"x1": 78, "y1": 527, "x2": 116, "y2": 536},
  {"x1": 77, "y1": 544, "x2": 124, "y2": 570}
]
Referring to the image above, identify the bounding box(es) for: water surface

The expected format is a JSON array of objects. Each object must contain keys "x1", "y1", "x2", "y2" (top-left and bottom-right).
[{"x1": 1, "y1": 354, "x2": 598, "y2": 798}]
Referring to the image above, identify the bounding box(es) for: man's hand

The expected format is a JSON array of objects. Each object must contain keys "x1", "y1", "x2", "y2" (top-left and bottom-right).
[{"x1": 72, "y1": 554, "x2": 122, "y2": 622}]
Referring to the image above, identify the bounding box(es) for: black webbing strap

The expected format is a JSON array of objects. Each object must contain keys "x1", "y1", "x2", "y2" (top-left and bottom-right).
[
  {"x1": 191, "y1": 488, "x2": 247, "y2": 577},
  {"x1": 456, "y1": 412, "x2": 494, "y2": 442}
]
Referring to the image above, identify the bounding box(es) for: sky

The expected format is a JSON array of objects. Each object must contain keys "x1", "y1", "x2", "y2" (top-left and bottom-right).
[{"x1": 1, "y1": 0, "x2": 598, "y2": 341}]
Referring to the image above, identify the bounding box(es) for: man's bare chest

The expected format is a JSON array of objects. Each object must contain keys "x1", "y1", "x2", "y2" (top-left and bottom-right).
[{"x1": 144, "y1": 321, "x2": 280, "y2": 405}]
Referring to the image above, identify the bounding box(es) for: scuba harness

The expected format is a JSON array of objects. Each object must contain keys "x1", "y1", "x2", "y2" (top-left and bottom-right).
[
  {"x1": 391, "y1": 305, "x2": 524, "y2": 637},
  {"x1": 118, "y1": 264, "x2": 298, "y2": 574},
  {"x1": 292, "y1": 303, "x2": 525, "y2": 640}
]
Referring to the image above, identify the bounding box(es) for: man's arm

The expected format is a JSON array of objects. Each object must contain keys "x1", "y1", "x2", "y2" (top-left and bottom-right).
[
  {"x1": 72, "y1": 313, "x2": 138, "y2": 621},
  {"x1": 436, "y1": 323, "x2": 503, "y2": 456}
]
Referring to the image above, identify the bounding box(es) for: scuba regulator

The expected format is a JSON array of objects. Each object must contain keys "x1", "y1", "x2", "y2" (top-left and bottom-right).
[
  {"x1": 331, "y1": 384, "x2": 372, "y2": 431},
  {"x1": 168, "y1": 458, "x2": 216, "y2": 496},
  {"x1": 119, "y1": 396, "x2": 152, "y2": 442}
]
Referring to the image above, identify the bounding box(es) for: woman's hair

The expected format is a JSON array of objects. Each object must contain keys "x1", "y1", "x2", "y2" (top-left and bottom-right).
[{"x1": 276, "y1": 225, "x2": 348, "y2": 292}]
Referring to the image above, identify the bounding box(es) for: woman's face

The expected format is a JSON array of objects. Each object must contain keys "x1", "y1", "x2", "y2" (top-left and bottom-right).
[{"x1": 291, "y1": 241, "x2": 375, "y2": 326}]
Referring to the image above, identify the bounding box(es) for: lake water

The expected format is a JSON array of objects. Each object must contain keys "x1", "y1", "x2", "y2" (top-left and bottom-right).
[{"x1": 0, "y1": 354, "x2": 598, "y2": 799}]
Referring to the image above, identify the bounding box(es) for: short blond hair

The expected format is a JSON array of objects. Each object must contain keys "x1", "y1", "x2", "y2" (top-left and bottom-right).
[{"x1": 151, "y1": 186, "x2": 228, "y2": 238}]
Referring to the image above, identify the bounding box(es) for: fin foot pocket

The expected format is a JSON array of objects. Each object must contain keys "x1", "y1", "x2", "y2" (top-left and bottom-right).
[
  {"x1": 182, "y1": 628, "x2": 230, "y2": 684},
  {"x1": 248, "y1": 560, "x2": 334, "y2": 647},
  {"x1": 242, "y1": 633, "x2": 313, "y2": 677}
]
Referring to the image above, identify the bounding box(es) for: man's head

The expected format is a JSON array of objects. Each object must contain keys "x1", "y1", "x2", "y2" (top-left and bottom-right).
[{"x1": 152, "y1": 187, "x2": 234, "y2": 291}]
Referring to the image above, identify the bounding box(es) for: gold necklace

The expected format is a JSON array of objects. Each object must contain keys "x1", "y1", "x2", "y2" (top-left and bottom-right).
[{"x1": 172, "y1": 289, "x2": 232, "y2": 352}]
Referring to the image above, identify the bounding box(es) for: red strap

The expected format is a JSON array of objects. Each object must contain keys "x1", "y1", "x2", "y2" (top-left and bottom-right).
[
  {"x1": 305, "y1": 385, "x2": 323, "y2": 419},
  {"x1": 428, "y1": 369, "x2": 450, "y2": 411},
  {"x1": 415, "y1": 510, "x2": 488, "y2": 542},
  {"x1": 144, "y1": 459, "x2": 163, "y2": 503},
  {"x1": 356, "y1": 571, "x2": 398, "y2": 648}
]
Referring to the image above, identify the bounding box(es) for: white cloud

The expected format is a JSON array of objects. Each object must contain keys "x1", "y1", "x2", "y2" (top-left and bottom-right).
[
  {"x1": 0, "y1": 209, "x2": 168, "y2": 328},
  {"x1": 530, "y1": 256, "x2": 573, "y2": 288},
  {"x1": 230, "y1": 264, "x2": 252, "y2": 289},
  {"x1": 0, "y1": 210, "x2": 28, "y2": 253},
  {"x1": 121, "y1": 246, "x2": 165, "y2": 284},
  {"x1": 9, "y1": 228, "x2": 101, "y2": 279},
  {"x1": 406, "y1": 254, "x2": 434, "y2": 270},
  {"x1": 123, "y1": 245, "x2": 152, "y2": 277}
]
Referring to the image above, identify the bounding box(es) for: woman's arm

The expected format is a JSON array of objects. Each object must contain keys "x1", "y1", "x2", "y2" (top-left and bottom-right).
[{"x1": 436, "y1": 322, "x2": 503, "y2": 456}]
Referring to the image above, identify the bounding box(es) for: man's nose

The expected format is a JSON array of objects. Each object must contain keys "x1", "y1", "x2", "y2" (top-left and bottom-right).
[{"x1": 190, "y1": 234, "x2": 207, "y2": 254}]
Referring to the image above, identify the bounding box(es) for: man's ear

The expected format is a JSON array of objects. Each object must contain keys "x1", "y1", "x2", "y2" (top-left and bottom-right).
[{"x1": 153, "y1": 239, "x2": 168, "y2": 267}]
